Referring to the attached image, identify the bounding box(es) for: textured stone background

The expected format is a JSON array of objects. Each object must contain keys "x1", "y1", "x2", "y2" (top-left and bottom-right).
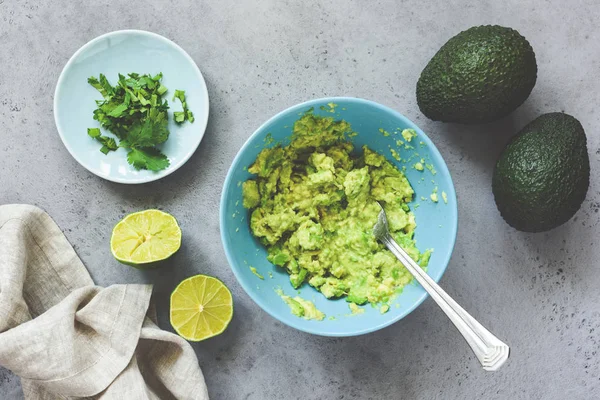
[{"x1": 1, "y1": 0, "x2": 599, "y2": 399}]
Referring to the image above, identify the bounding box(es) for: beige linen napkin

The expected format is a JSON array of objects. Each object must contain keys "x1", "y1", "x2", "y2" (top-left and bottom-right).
[{"x1": 0, "y1": 204, "x2": 209, "y2": 399}]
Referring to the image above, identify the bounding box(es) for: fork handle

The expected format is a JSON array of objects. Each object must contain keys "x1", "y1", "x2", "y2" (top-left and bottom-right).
[{"x1": 381, "y1": 234, "x2": 510, "y2": 371}]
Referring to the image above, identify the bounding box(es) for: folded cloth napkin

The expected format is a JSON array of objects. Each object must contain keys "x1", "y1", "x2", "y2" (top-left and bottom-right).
[{"x1": 0, "y1": 205, "x2": 209, "y2": 399}]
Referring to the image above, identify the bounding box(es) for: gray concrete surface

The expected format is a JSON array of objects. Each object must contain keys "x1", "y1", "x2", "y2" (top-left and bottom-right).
[{"x1": 1, "y1": 0, "x2": 600, "y2": 398}]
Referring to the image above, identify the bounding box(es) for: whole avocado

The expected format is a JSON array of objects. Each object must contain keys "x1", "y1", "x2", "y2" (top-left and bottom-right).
[
  {"x1": 492, "y1": 113, "x2": 589, "y2": 232},
  {"x1": 417, "y1": 25, "x2": 537, "y2": 124}
]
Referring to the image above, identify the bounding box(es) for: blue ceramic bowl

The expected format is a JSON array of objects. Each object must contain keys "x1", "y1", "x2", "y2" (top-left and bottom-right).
[
  {"x1": 54, "y1": 30, "x2": 209, "y2": 184},
  {"x1": 220, "y1": 98, "x2": 457, "y2": 336}
]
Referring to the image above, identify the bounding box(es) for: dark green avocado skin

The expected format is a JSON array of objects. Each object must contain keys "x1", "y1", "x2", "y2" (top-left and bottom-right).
[
  {"x1": 417, "y1": 25, "x2": 537, "y2": 124},
  {"x1": 492, "y1": 113, "x2": 590, "y2": 232}
]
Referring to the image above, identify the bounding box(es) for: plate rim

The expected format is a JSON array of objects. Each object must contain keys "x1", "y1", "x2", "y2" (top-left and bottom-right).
[{"x1": 53, "y1": 29, "x2": 209, "y2": 184}]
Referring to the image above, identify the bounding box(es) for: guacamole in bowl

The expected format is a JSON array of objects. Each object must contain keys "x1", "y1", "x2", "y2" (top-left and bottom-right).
[
  {"x1": 242, "y1": 112, "x2": 432, "y2": 315},
  {"x1": 220, "y1": 98, "x2": 457, "y2": 336}
]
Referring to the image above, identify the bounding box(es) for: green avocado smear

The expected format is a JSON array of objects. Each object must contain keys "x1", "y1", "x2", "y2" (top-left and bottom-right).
[{"x1": 242, "y1": 112, "x2": 432, "y2": 312}]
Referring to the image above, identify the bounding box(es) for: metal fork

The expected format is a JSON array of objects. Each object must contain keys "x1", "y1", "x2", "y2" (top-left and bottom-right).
[{"x1": 373, "y1": 203, "x2": 510, "y2": 371}]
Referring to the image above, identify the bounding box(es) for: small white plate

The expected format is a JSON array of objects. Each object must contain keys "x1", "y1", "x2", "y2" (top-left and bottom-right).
[{"x1": 54, "y1": 30, "x2": 209, "y2": 184}]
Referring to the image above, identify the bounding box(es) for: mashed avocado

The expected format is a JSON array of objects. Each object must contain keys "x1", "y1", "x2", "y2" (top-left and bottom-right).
[
  {"x1": 275, "y1": 289, "x2": 325, "y2": 321},
  {"x1": 243, "y1": 112, "x2": 431, "y2": 309}
]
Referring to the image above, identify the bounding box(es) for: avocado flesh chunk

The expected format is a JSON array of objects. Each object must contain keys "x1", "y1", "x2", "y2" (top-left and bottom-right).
[
  {"x1": 492, "y1": 113, "x2": 589, "y2": 232},
  {"x1": 416, "y1": 25, "x2": 537, "y2": 124}
]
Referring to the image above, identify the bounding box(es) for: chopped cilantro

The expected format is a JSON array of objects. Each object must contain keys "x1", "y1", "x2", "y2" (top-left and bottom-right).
[
  {"x1": 87, "y1": 128, "x2": 117, "y2": 154},
  {"x1": 86, "y1": 72, "x2": 193, "y2": 171},
  {"x1": 87, "y1": 127, "x2": 101, "y2": 138},
  {"x1": 172, "y1": 89, "x2": 194, "y2": 124}
]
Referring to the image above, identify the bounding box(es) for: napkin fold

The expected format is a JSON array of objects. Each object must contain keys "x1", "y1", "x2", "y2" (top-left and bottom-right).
[{"x1": 0, "y1": 204, "x2": 209, "y2": 399}]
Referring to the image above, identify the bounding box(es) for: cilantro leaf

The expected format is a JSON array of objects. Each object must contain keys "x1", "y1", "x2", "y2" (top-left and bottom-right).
[
  {"x1": 87, "y1": 127, "x2": 101, "y2": 138},
  {"x1": 87, "y1": 74, "x2": 114, "y2": 99},
  {"x1": 107, "y1": 102, "x2": 128, "y2": 118},
  {"x1": 98, "y1": 74, "x2": 115, "y2": 97},
  {"x1": 140, "y1": 76, "x2": 156, "y2": 89},
  {"x1": 102, "y1": 137, "x2": 118, "y2": 151},
  {"x1": 173, "y1": 90, "x2": 186, "y2": 104},
  {"x1": 100, "y1": 144, "x2": 112, "y2": 155},
  {"x1": 126, "y1": 109, "x2": 169, "y2": 147},
  {"x1": 127, "y1": 147, "x2": 170, "y2": 171},
  {"x1": 172, "y1": 89, "x2": 194, "y2": 125},
  {"x1": 87, "y1": 77, "x2": 107, "y2": 98},
  {"x1": 87, "y1": 128, "x2": 118, "y2": 154},
  {"x1": 157, "y1": 85, "x2": 167, "y2": 96},
  {"x1": 137, "y1": 92, "x2": 150, "y2": 106},
  {"x1": 174, "y1": 111, "x2": 185, "y2": 123}
]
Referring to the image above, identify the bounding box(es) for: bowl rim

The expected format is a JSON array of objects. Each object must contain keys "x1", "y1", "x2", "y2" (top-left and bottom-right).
[
  {"x1": 220, "y1": 97, "x2": 458, "y2": 336},
  {"x1": 53, "y1": 29, "x2": 210, "y2": 184}
]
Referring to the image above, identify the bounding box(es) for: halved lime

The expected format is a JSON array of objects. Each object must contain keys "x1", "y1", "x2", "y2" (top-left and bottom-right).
[
  {"x1": 170, "y1": 275, "x2": 234, "y2": 341},
  {"x1": 110, "y1": 209, "x2": 181, "y2": 268}
]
